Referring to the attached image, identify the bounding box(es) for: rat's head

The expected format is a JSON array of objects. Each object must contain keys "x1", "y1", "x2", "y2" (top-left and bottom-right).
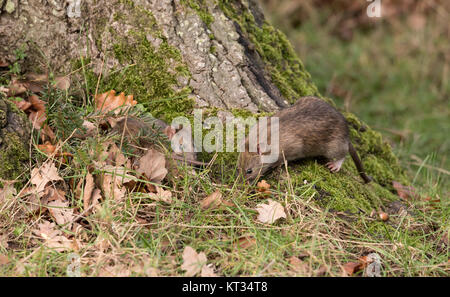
[{"x1": 238, "y1": 150, "x2": 270, "y2": 181}]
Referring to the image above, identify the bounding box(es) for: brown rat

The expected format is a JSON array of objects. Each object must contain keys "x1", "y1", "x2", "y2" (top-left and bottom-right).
[{"x1": 239, "y1": 96, "x2": 372, "y2": 183}]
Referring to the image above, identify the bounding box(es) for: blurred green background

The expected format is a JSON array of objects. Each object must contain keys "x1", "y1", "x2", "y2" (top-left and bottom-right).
[{"x1": 260, "y1": 0, "x2": 449, "y2": 194}]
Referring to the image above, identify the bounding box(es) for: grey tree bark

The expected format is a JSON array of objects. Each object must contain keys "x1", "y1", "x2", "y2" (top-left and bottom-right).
[{"x1": 0, "y1": 0, "x2": 298, "y2": 112}]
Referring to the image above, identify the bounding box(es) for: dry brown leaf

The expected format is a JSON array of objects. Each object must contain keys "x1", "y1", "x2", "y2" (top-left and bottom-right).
[
  {"x1": 256, "y1": 180, "x2": 271, "y2": 194},
  {"x1": 288, "y1": 256, "x2": 309, "y2": 274},
  {"x1": 101, "y1": 165, "x2": 134, "y2": 185},
  {"x1": 42, "y1": 187, "x2": 66, "y2": 203},
  {"x1": 14, "y1": 99, "x2": 32, "y2": 111},
  {"x1": 0, "y1": 86, "x2": 8, "y2": 95},
  {"x1": 148, "y1": 186, "x2": 172, "y2": 204},
  {"x1": 0, "y1": 254, "x2": 9, "y2": 265},
  {"x1": 181, "y1": 246, "x2": 207, "y2": 277},
  {"x1": 255, "y1": 199, "x2": 286, "y2": 224},
  {"x1": 37, "y1": 142, "x2": 56, "y2": 155},
  {"x1": 137, "y1": 149, "x2": 168, "y2": 184},
  {"x1": 54, "y1": 76, "x2": 70, "y2": 90},
  {"x1": 83, "y1": 173, "x2": 95, "y2": 210},
  {"x1": 314, "y1": 265, "x2": 328, "y2": 276},
  {"x1": 0, "y1": 59, "x2": 9, "y2": 67},
  {"x1": 47, "y1": 200, "x2": 74, "y2": 228},
  {"x1": 19, "y1": 187, "x2": 43, "y2": 213},
  {"x1": 90, "y1": 189, "x2": 102, "y2": 214},
  {"x1": 95, "y1": 90, "x2": 137, "y2": 114},
  {"x1": 7, "y1": 79, "x2": 27, "y2": 96},
  {"x1": 98, "y1": 166, "x2": 134, "y2": 201},
  {"x1": 392, "y1": 181, "x2": 418, "y2": 200},
  {"x1": 33, "y1": 220, "x2": 75, "y2": 252},
  {"x1": 94, "y1": 235, "x2": 111, "y2": 253},
  {"x1": 0, "y1": 182, "x2": 16, "y2": 204},
  {"x1": 37, "y1": 142, "x2": 72, "y2": 158},
  {"x1": 41, "y1": 124, "x2": 56, "y2": 143},
  {"x1": 0, "y1": 234, "x2": 9, "y2": 249},
  {"x1": 200, "y1": 190, "x2": 222, "y2": 210},
  {"x1": 440, "y1": 231, "x2": 449, "y2": 247},
  {"x1": 29, "y1": 110, "x2": 46, "y2": 130},
  {"x1": 73, "y1": 120, "x2": 97, "y2": 139},
  {"x1": 28, "y1": 94, "x2": 47, "y2": 130},
  {"x1": 143, "y1": 267, "x2": 159, "y2": 277},
  {"x1": 343, "y1": 261, "x2": 365, "y2": 276},
  {"x1": 107, "y1": 143, "x2": 128, "y2": 167},
  {"x1": 24, "y1": 73, "x2": 48, "y2": 83},
  {"x1": 101, "y1": 174, "x2": 127, "y2": 201},
  {"x1": 24, "y1": 82, "x2": 44, "y2": 93},
  {"x1": 201, "y1": 264, "x2": 217, "y2": 277},
  {"x1": 22, "y1": 73, "x2": 47, "y2": 93},
  {"x1": 235, "y1": 236, "x2": 256, "y2": 249},
  {"x1": 28, "y1": 94, "x2": 46, "y2": 114},
  {"x1": 98, "y1": 264, "x2": 131, "y2": 277},
  {"x1": 82, "y1": 120, "x2": 96, "y2": 136},
  {"x1": 408, "y1": 13, "x2": 426, "y2": 30},
  {"x1": 30, "y1": 162, "x2": 63, "y2": 193}
]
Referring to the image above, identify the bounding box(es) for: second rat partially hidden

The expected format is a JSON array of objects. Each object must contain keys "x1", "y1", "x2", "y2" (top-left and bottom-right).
[{"x1": 239, "y1": 96, "x2": 372, "y2": 183}]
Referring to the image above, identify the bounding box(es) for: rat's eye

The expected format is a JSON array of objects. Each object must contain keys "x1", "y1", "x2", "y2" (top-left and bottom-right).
[{"x1": 246, "y1": 169, "x2": 253, "y2": 174}]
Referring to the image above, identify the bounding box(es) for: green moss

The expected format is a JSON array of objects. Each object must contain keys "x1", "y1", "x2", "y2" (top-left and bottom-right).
[
  {"x1": 344, "y1": 112, "x2": 408, "y2": 187},
  {"x1": 75, "y1": 1, "x2": 195, "y2": 124},
  {"x1": 0, "y1": 132, "x2": 29, "y2": 181},
  {"x1": 219, "y1": 2, "x2": 319, "y2": 103},
  {"x1": 0, "y1": 99, "x2": 29, "y2": 183},
  {"x1": 0, "y1": 106, "x2": 6, "y2": 127},
  {"x1": 181, "y1": 0, "x2": 215, "y2": 28}
]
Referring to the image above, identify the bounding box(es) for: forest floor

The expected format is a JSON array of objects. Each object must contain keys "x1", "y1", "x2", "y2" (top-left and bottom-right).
[{"x1": 0, "y1": 2, "x2": 448, "y2": 276}]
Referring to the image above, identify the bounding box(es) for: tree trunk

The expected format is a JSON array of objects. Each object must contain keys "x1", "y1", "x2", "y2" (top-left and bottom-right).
[
  {"x1": 0, "y1": 0, "x2": 406, "y2": 210},
  {"x1": 0, "y1": 0, "x2": 321, "y2": 111}
]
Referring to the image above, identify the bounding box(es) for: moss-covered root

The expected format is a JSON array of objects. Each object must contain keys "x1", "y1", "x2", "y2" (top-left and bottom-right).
[{"x1": 0, "y1": 99, "x2": 30, "y2": 183}]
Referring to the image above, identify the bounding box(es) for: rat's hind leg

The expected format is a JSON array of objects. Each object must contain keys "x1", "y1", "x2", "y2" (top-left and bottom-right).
[
  {"x1": 326, "y1": 158, "x2": 345, "y2": 172},
  {"x1": 324, "y1": 140, "x2": 348, "y2": 173}
]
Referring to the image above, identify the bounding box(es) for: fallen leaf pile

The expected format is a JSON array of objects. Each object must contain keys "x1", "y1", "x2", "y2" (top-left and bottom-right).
[
  {"x1": 0, "y1": 78, "x2": 177, "y2": 264},
  {"x1": 32, "y1": 221, "x2": 77, "y2": 252},
  {"x1": 1, "y1": 73, "x2": 70, "y2": 143}
]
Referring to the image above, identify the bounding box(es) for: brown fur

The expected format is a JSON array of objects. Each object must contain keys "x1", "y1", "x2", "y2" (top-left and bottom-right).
[{"x1": 239, "y1": 96, "x2": 371, "y2": 183}]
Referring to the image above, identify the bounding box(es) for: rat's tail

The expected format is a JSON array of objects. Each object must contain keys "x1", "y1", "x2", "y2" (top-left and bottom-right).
[{"x1": 348, "y1": 142, "x2": 372, "y2": 183}]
